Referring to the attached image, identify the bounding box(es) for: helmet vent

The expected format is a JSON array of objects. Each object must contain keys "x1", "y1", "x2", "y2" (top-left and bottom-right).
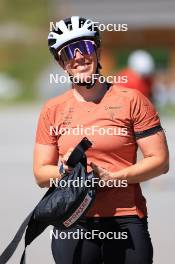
[
  {"x1": 53, "y1": 27, "x2": 63, "y2": 35},
  {"x1": 48, "y1": 39, "x2": 56, "y2": 46}
]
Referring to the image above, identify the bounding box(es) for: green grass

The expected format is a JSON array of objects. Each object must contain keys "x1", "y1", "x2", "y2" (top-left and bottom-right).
[
  {"x1": 0, "y1": 0, "x2": 49, "y2": 27},
  {"x1": 0, "y1": 0, "x2": 51, "y2": 102},
  {"x1": 157, "y1": 104, "x2": 175, "y2": 117},
  {"x1": 0, "y1": 42, "x2": 50, "y2": 102}
]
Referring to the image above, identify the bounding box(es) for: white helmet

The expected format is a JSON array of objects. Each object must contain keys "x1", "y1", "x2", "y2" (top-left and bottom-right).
[
  {"x1": 128, "y1": 50, "x2": 155, "y2": 76},
  {"x1": 48, "y1": 16, "x2": 101, "y2": 60}
]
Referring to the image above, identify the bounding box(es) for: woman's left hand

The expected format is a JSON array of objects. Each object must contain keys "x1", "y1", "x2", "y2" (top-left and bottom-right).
[{"x1": 90, "y1": 162, "x2": 114, "y2": 182}]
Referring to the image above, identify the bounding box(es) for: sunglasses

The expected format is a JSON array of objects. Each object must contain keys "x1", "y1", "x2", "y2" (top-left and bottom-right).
[{"x1": 58, "y1": 40, "x2": 96, "y2": 62}]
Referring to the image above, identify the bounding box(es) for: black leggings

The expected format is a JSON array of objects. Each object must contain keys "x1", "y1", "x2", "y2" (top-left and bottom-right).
[{"x1": 51, "y1": 216, "x2": 153, "y2": 264}]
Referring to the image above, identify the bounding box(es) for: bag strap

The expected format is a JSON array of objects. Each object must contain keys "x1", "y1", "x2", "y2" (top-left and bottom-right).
[
  {"x1": 0, "y1": 186, "x2": 55, "y2": 264},
  {"x1": 0, "y1": 211, "x2": 33, "y2": 264},
  {"x1": 20, "y1": 250, "x2": 26, "y2": 264}
]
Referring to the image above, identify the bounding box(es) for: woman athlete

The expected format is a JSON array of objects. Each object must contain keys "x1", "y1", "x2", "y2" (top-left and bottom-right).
[{"x1": 33, "y1": 16, "x2": 169, "y2": 264}]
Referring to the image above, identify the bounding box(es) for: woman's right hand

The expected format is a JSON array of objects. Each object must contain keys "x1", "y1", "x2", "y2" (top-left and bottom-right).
[{"x1": 59, "y1": 147, "x2": 74, "y2": 176}]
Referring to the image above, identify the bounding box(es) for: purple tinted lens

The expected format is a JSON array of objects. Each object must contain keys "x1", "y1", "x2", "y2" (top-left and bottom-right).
[{"x1": 60, "y1": 40, "x2": 95, "y2": 61}]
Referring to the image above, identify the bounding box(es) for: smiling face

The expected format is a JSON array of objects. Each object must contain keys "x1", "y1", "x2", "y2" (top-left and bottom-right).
[{"x1": 58, "y1": 41, "x2": 100, "y2": 84}]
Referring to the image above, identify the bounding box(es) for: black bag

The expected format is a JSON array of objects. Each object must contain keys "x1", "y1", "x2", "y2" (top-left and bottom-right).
[
  {"x1": 33, "y1": 161, "x2": 96, "y2": 228},
  {"x1": 0, "y1": 137, "x2": 97, "y2": 264}
]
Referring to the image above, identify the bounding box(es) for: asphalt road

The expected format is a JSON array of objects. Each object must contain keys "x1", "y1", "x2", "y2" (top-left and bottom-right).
[{"x1": 0, "y1": 104, "x2": 174, "y2": 264}]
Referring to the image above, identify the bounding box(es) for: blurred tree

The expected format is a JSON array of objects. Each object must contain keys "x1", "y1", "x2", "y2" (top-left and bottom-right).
[{"x1": 0, "y1": 0, "x2": 51, "y2": 102}]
